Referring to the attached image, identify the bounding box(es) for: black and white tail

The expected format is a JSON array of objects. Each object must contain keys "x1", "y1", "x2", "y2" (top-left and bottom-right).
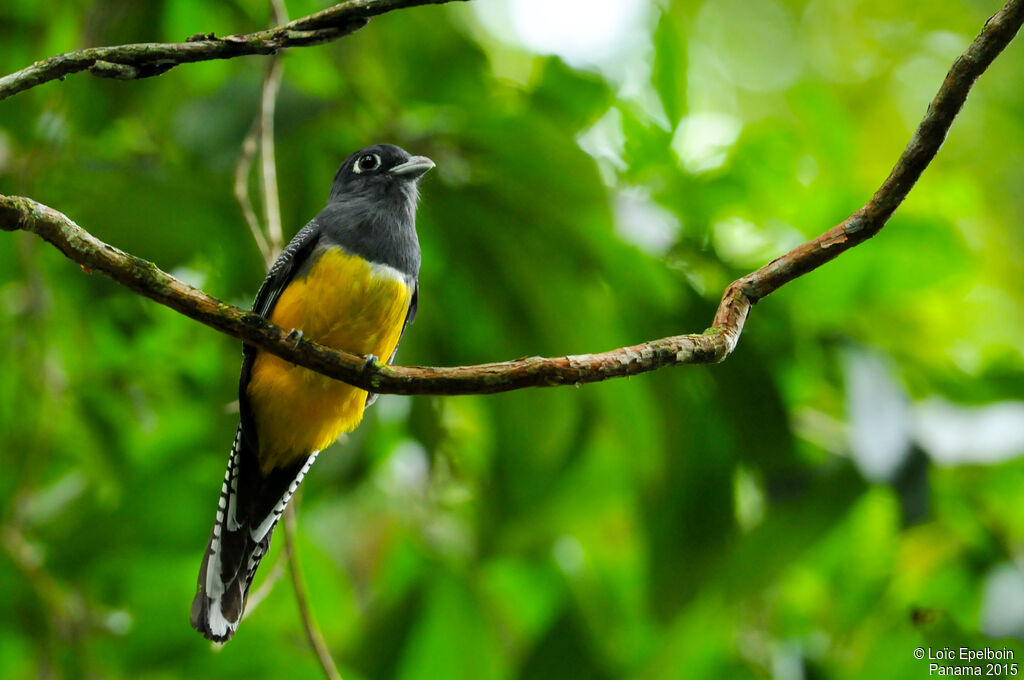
[{"x1": 190, "y1": 427, "x2": 319, "y2": 642}]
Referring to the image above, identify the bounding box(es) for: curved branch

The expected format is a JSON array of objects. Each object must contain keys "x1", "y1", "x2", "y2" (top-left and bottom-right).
[
  {"x1": 0, "y1": 0, "x2": 466, "y2": 101},
  {"x1": 2, "y1": 0, "x2": 1022, "y2": 396},
  {"x1": 0, "y1": 193, "x2": 733, "y2": 394},
  {"x1": 721, "y1": 0, "x2": 1024, "y2": 306}
]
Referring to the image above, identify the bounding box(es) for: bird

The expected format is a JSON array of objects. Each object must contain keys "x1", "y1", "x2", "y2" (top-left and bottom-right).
[{"x1": 190, "y1": 144, "x2": 434, "y2": 642}]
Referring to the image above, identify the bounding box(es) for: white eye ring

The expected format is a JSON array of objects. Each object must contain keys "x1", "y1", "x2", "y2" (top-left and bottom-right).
[{"x1": 354, "y1": 153, "x2": 381, "y2": 174}]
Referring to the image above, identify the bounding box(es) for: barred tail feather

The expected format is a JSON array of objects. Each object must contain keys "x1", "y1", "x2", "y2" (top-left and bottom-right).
[{"x1": 190, "y1": 428, "x2": 320, "y2": 642}]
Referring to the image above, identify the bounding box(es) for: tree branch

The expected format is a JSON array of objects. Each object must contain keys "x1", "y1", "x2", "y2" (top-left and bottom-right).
[
  {"x1": 2, "y1": 0, "x2": 1022, "y2": 396},
  {"x1": 0, "y1": 193, "x2": 730, "y2": 394},
  {"x1": 722, "y1": 0, "x2": 1024, "y2": 305},
  {"x1": 0, "y1": 0, "x2": 466, "y2": 102},
  {"x1": 283, "y1": 504, "x2": 344, "y2": 680}
]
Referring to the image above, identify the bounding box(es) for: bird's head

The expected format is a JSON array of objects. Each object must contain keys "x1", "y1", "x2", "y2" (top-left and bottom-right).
[{"x1": 328, "y1": 144, "x2": 434, "y2": 204}]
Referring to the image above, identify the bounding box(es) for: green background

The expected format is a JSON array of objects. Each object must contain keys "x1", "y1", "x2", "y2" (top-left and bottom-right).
[{"x1": 2, "y1": 0, "x2": 1024, "y2": 677}]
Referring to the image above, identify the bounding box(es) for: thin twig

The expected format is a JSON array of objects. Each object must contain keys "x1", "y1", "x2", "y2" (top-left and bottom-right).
[
  {"x1": 259, "y1": 59, "x2": 285, "y2": 255},
  {"x1": 0, "y1": 0, "x2": 467, "y2": 102},
  {"x1": 262, "y1": 0, "x2": 288, "y2": 256},
  {"x1": 283, "y1": 504, "x2": 344, "y2": 680},
  {"x1": 233, "y1": 0, "x2": 290, "y2": 269},
  {"x1": 234, "y1": 121, "x2": 274, "y2": 268},
  {"x1": 2, "y1": 1, "x2": 1022, "y2": 396}
]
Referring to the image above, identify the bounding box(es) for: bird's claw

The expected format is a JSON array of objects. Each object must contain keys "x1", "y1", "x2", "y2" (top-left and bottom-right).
[
  {"x1": 361, "y1": 354, "x2": 379, "y2": 374},
  {"x1": 285, "y1": 328, "x2": 304, "y2": 349}
]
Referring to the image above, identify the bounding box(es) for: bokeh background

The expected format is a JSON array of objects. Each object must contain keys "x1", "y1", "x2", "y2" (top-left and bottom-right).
[{"x1": 3, "y1": 0, "x2": 1024, "y2": 677}]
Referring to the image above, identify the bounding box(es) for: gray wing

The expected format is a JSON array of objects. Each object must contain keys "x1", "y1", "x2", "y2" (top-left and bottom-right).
[
  {"x1": 251, "y1": 221, "x2": 321, "y2": 320},
  {"x1": 238, "y1": 220, "x2": 321, "y2": 426}
]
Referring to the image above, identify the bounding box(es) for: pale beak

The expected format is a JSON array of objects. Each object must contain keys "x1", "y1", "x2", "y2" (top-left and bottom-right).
[{"x1": 389, "y1": 156, "x2": 435, "y2": 179}]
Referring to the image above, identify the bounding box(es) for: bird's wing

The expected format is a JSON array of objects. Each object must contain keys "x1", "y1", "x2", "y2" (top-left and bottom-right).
[
  {"x1": 252, "y1": 220, "x2": 322, "y2": 320},
  {"x1": 237, "y1": 219, "x2": 322, "y2": 423}
]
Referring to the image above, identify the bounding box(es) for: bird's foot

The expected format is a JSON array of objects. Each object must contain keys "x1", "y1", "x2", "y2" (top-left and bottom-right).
[
  {"x1": 361, "y1": 353, "x2": 380, "y2": 375},
  {"x1": 285, "y1": 328, "x2": 304, "y2": 349}
]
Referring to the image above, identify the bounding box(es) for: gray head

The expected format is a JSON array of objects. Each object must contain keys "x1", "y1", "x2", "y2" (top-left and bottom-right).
[
  {"x1": 328, "y1": 144, "x2": 434, "y2": 205},
  {"x1": 320, "y1": 144, "x2": 433, "y2": 277}
]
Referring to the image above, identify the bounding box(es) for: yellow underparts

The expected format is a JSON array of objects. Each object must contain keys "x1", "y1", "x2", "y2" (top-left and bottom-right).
[{"x1": 246, "y1": 247, "x2": 412, "y2": 474}]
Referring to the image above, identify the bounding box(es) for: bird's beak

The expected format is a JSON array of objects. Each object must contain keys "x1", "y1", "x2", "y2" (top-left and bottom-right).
[{"x1": 389, "y1": 156, "x2": 435, "y2": 179}]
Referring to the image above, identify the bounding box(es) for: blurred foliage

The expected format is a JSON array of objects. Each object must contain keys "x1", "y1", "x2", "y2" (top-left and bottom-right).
[{"x1": 2, "y1": 0, "x2": 1024, "y2": 678}]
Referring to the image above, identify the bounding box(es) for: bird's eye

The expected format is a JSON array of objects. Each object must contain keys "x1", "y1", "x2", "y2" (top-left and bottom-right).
[{"x1": 354, "y1": 153, "x2": 381, "y2": 174}]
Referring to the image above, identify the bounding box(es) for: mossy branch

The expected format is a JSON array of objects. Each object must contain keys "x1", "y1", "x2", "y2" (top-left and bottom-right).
[
  {"x1": 1, "y1": 0, "x2": 1023, "y2": 395},
  {"x1": 0, "y1": 0, "x2": 466, "y2": 101}
]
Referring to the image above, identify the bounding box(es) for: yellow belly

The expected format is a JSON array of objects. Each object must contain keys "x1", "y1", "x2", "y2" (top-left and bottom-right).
[{"x1": 245, "y1": 247, "x2": 412, "y2": 474}]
